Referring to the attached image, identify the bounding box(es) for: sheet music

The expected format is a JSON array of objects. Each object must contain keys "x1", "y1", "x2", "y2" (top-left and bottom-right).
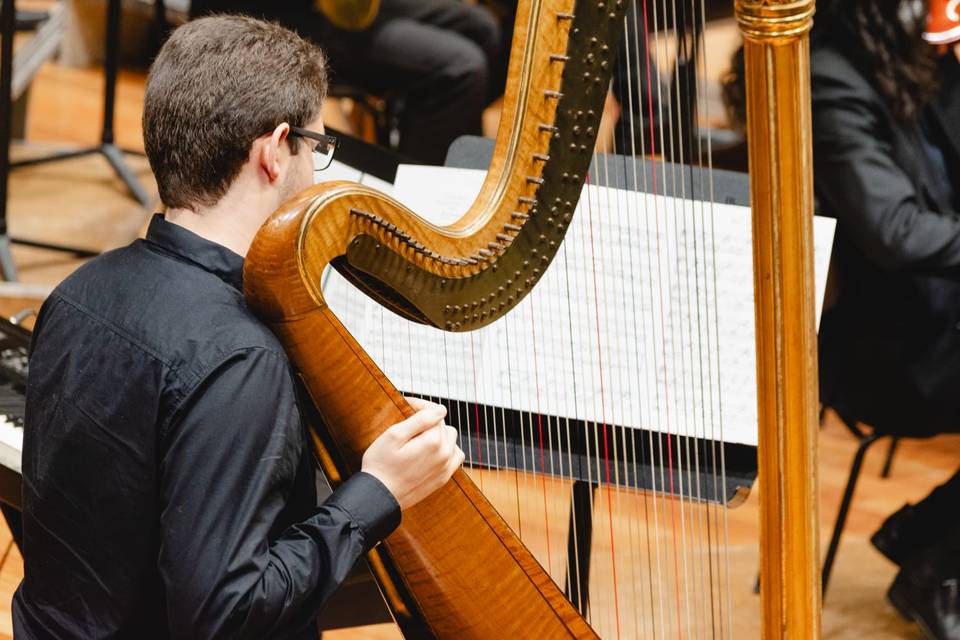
[
  {"x1": 316, "y1": 159, "x2": 395, "y2": 195},
  {"x1": 323, "y1": 165, "x2": 836, "y2": 447}
]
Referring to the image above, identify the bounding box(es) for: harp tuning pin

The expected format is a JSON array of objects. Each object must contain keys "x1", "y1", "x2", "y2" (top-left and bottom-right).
[
  {"x1": 523, "y1": 260, "x2": 530, "y2": 268},
  {"x1": 441, "y1": 279, "x2": 448, "y2": 287},
  {"x1": 496, "y1": 233, "x2": 512, "y2": 243},
  {"x1": 445, "y1": 305, "x2": 452, "y2": 314},
  {"x1": 504, "y1": 224, "x2": 522, "y2": 232},
  {"x1": 533, "y1": 268, "x2": 541, "y2": 275},
  {"x1": 505, "y1": 279, "x2": 513, "y2": 287}
]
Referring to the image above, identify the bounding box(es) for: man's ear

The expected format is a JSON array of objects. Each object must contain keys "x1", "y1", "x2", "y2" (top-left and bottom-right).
[{"x1": 259, "y1": 123, "x2": 291, "y2": 183}]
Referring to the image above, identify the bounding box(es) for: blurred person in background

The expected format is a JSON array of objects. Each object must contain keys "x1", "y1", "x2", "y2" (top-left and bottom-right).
[
  {"x1": 190, "y1": 0, "x2": 504, "y2": 164},
  {"x1": 811, "y1": 0, "x2": 960, "y2": 637}
]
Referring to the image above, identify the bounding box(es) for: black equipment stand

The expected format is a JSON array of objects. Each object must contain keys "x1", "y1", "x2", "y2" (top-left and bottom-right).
[{"x1": 1, "y1": 0, "x2": 150, "y2": 281}]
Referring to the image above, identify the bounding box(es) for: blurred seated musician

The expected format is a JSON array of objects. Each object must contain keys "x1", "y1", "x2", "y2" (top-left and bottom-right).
[
  {"x1": 13, "y1": 16, "x2": 463, "y2": 639},
  {"x1": 190, "y1": 0, "x2": 502, "y2": 165},
  {"x1": 812, "y1": 0, "x2": 960, "y2": 636}
]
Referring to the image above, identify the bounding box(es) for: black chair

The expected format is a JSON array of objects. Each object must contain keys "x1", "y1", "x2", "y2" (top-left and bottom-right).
[{"x1": 820, "y1": 410, "x2": 900, "y2": 596}]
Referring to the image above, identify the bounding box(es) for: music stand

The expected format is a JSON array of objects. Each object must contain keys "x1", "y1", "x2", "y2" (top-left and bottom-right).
[{"x1": 0, "y1": 0, "x2": 150, "y2": 281}]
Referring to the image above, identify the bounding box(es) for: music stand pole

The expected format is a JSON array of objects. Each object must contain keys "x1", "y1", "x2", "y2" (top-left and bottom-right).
[
  {"x1": 12, "y1": 0, "x2": 151, "y2": 205},
  {"x1": 0, "y1": 0, "x2": 21, "y2": 281}
]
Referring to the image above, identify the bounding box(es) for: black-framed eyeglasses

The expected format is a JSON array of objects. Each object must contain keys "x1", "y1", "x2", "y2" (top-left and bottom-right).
[{"x1": 289, "y1": 125, "x2": 339, "y2": 171}]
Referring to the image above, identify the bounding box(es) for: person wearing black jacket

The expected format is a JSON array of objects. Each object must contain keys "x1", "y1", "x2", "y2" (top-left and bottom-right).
[
  {"x1": 189, "y1": 0, "x2": 502, "y2": 165},
  {"x1": 12, "y1": 16, "x2": 464, "y2": 639},
  {"x1": 812, "y1": 0, "x2": 960, "y2": 637}
]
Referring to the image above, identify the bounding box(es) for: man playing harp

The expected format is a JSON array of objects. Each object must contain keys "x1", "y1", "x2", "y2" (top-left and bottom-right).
[{"x1": 13, "y1": 16, "x2": 463, "y2": 639}]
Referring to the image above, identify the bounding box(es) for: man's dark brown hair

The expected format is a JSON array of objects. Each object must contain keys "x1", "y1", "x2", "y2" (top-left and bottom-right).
[{"x1": 143, "y1": 15, "x2": 327, "y2": 211}]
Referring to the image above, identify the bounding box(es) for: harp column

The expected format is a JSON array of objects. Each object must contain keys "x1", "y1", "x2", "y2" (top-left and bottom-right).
[{"x1": 734, "y1": 0, "x2": 820, "y2": 638}]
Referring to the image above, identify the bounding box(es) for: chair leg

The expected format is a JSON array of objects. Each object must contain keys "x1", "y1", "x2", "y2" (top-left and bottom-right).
[
  {"x1": 880, "y1": 437, "x2": 899, "y2": 479},
  {"x1": 821, "y1": 433, "x2": 882, "y2": 597}
]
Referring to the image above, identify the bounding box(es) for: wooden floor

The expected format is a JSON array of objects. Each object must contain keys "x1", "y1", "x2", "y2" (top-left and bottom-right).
[{"x1": 2, "y1": 59, "x2": 958, "y2": 639}]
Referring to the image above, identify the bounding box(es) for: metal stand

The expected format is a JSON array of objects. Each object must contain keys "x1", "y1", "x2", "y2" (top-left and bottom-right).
[
  {"x1": 1, "y1": 0, "x2": 150, "y2": 280},
  {"x1": 0, "y1": 0, "x2": 19, "y2": 279},
  {"x1": 564, "y1": 480, "x2": 596, "y2": 619}
]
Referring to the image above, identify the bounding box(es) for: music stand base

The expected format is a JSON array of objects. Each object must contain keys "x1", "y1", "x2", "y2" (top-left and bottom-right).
[{"x1": 12, "y1": 143, "x2": 152, "y2": 208}]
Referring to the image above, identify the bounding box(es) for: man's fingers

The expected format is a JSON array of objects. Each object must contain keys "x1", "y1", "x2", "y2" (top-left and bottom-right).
[
  {"x1": 389, "y1": 405, "x2": 447, "y2": 443},
  {"x1": 405, "y1": 396, "x2": 432, "y2": 412},
  {"x1": 444, "y1": 447, "x2": 465, "y2": 478}
]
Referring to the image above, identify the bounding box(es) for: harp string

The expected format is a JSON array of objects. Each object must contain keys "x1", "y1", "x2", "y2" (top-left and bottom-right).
[
  {"x1": 623, "y1": 5, "x2": 672, "y2": 636},
  {"x1": 322, "y1": 0, "x2": 748, "y2": 630}
]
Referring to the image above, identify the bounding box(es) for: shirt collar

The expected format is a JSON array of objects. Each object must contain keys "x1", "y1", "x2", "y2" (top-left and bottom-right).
[{"x1": 144, "y1": 214, "x2": 245, "y2": 292}]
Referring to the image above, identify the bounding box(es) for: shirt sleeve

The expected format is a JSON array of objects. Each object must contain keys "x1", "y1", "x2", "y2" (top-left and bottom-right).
[
  {"x1": 157, "y1": 347, "x2": 400, "y2": 639},
  {"x1": 812, "y1": 65, "x2": 960, "y2": 272}
]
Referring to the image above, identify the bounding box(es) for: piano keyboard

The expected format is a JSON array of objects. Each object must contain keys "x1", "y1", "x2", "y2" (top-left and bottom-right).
[{"x1": 0, "y1": 318, "x2": 30, "y2": 509}]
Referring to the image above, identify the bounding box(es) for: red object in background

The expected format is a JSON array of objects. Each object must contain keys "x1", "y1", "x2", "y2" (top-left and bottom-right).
[{"x1": 925, "y1": 0, "x2": 960, "y2": 44}]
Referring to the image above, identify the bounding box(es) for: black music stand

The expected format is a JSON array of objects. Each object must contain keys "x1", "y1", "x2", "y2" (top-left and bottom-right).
[{"x1": 0, "y1": 0, "x2": 150, "y2": 281}]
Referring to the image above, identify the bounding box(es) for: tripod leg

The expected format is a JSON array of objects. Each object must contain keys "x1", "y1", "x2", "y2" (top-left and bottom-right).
[
  {"x1": 99, "y1": 0, "x2": 151, "y2": 207},
  {"x1": 0, "y1": 237, "x2": 19, "y2": 282},
  {"x1": 102, "y1": 144, "x2": 152, "y2": 207}
]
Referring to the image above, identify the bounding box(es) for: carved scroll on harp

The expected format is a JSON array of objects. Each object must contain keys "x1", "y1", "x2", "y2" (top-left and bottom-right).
[{"x1": 245, "y1": 0, "x2": 821, "y2": 636}]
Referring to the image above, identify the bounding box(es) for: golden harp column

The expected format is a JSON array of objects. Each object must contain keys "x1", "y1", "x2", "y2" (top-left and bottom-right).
[{"x1": 734, "y1": 0, "x2": 821, "y2": 638}]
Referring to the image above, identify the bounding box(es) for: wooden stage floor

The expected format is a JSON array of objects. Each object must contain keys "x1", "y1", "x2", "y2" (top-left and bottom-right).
[{"x1": 0, "y1": 60, "x2": 956, "y2": 639}]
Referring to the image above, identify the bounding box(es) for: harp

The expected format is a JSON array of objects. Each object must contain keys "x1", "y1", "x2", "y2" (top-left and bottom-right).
[{"x1": 244, "y1": 0, "x2": 820, "y2": 637}]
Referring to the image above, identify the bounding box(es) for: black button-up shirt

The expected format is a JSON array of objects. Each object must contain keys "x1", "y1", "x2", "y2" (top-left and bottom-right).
[{"x1": 13, "y1": 215, "x2": 400, "y2": 639}]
